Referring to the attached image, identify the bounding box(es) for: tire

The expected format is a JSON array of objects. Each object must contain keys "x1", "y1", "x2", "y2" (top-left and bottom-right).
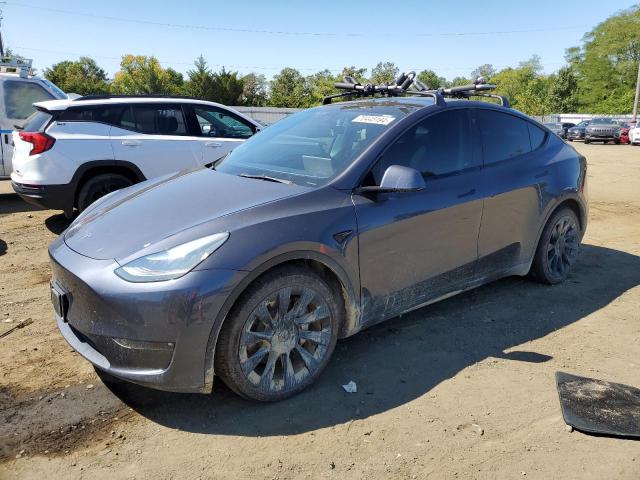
[
  {"x1": 614, "y1": 139, "x2": 620, "y2": 145},
  {"x1": 76, "y1": 173, "x2": 133, "y2": 212},
  {"x1": 215, "y1": 266, "x2": 342, "y2": 401},
  {"x1": 530, "y1": 207, "x2": 581, "y2": 285},
  {"x1": 584, "y1": 139, "x2": 590, "y2": 144}
]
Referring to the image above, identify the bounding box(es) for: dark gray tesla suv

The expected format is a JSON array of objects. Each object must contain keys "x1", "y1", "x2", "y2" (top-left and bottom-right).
[{"x1": 49, "y1": 94, "x2": 588, "y2": 401}]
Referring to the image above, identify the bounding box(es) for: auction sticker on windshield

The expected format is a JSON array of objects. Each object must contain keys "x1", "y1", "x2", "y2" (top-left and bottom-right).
[{"x1": 352, "y1": 114, "x2": 396, "y2": 125}]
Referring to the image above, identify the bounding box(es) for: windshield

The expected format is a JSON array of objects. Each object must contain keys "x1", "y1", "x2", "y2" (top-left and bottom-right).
[
  {"x1": 214, "y1": 102, "x2": 421, "y2": 187},
  {"x1": 577, "y1": 121, "x2": 590, "y2": 127}
]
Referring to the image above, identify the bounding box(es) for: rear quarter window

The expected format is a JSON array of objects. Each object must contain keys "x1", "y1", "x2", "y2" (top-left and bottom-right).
[
  {"x1": 21, "y1": 111, "x2": 52, "y2": 132},
  {"x1": 528, "y1": 123, "x2": 547, "y2": 150},
  {"x1": 4, "y1": 80, "x2": 55, "y2": 120}
]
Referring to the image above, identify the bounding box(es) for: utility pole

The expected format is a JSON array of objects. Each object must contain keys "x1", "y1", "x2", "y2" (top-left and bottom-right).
[{"x1": 633, "y1": 59, "x2": 640, "y2": 125}]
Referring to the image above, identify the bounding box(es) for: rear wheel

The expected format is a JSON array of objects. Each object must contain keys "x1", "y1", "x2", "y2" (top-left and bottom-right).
[
  {"x1": 530, "y1": 207, "x2": 581, "y2": 284},
  {"x1": 584, "y1": 139, "x2": 590, "y2": 144},
  {"x1": 215, "y1": 266, "x2": 341, "y2": 401},
  {"x1": 76, "y1": 173, "x2": 133, "y2": 212}
]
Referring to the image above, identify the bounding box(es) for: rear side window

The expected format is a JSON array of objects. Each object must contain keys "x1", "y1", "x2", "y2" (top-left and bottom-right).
[
  {"x1": 476, "y1": 109, "x2": 532, "y2": 164},
  {"x1": 21, "y1": 111, "x2": 52, "y2": 132},
  {"x1": 528, "y1": 123, "x2": 547, "y2": 150},
  {"x1": 59, "y1": 105, "x2": 126, "y2": 125},
  {"x1": 4, "y1": 80, "x2": 55, "y2": 119},
  {"x1": 126, "y1": 104, "x2": 188, "y2": 135}
]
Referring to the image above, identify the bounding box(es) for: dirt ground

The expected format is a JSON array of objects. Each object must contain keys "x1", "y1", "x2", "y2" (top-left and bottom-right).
[{"x1": 1, "y1": 142, "x2": 639, "y2": 479}]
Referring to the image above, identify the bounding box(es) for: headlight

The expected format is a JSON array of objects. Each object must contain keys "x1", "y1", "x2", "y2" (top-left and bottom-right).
[{"x1": 115, "y1": 232, "x2": 229, "y2": 282}]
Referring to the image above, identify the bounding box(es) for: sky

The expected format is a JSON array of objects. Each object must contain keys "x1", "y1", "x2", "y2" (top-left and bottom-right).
[{"x1": 2, "y1": 0, "x2": 638, "y2": 80}]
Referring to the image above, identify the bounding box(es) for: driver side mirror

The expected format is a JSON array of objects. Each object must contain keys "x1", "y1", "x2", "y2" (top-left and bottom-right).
[{"x1": 356, "y1": 165, "x2": 426, "y2": 194}]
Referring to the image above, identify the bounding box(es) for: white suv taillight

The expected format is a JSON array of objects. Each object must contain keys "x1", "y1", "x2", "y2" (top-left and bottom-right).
[{"x1": 18, "y1": 132, "x2": 55, "y2": 156}]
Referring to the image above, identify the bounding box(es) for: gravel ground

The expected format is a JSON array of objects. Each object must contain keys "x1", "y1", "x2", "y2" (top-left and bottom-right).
[{"x1": 1, "y1": 142, "x2": 639, "y2": 479}]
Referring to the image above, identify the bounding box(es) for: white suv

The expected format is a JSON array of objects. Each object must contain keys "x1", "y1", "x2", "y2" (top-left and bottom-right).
[{"x1": 11, "y1": 96, "x2": 261, "y2": 215}]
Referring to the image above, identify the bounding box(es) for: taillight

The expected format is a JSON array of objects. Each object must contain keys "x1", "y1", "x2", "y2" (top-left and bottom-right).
[{"x1": 18, "y1": 132, "x2": 55, "y2": 156}]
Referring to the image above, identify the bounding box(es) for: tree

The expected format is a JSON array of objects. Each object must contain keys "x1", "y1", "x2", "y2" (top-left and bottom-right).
[
  {"x1": 241, "y1": 73, "x2": 268, "y2": 106},
  {"x1": 518, "y1": 55, "x2": 543, "y2": 73},
  {"x1": 546, "y1": 66, "x2": 578, "y2": 113},
  {"x1": 491, "y1": 63, "x2": 550, "y2": 115},
  {"x1": 448, "y1": 76, "x2": 470, "y2": 87},
  {"x1": 470, "y1": 64, "x2": 496, "y2": 81},
  {"x1": 566, "y1": 5, "x2": 640, "y2": 113},
  {"x1": 307, "y1": 69, "x2": 339, "y2": 105},
  {"x1": 269, "y1": 68, "x2": 312, "y2": 108},
  {"x1": 211, "y1": 67, "x2": 244, "y2": 105},
  {"x1": 111, "y1": 55, "x2": 184, "y2": 95},
  {"x1": 44, "y1": 57, "x2": 109, "y2": 95},
  {"x1": 338, "y1": 66, "x2": 368, "y2": 84},
  {"x1": 417, "y1": 69, "x2": 446, "y2": 89},
  {"x1": 370, "y1": 61, "x2": 399, "y2": 85},
  {"x1": 185, "y1": 55, "x2": 216, "y2": 100}
]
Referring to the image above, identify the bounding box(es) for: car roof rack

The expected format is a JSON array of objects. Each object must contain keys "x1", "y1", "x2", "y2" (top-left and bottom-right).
[
  {"x1": 74, "y1": 94, "x2": 204, "y2": 102},
  {"x1": 0, "y1": 56, "x2": 34, "y2": 78},
  {"x1": 322, "y1": 72, "x2": 510, "y2": 108}
]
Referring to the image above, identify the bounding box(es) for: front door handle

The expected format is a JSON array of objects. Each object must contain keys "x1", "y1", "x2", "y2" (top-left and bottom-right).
[
  {"x1": 122, "y1": 140, "x2": 141, "y2": 147},
  {"x1": 205, "y1": 142, "x2": 222, "y2": 148}
]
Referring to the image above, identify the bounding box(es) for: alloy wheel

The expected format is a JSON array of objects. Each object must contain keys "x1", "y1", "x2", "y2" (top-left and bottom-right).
[
  {"x1": 238, "y1": 286, "x2": 333, "y2": 394},
  {"x1": 546, "y1": 216, "x2": 579, "y2": 278}
]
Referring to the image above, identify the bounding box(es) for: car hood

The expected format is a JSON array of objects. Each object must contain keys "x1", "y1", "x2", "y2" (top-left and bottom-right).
[{"x1": 64, "y1": 168, "x2": 308, "y2": 260}]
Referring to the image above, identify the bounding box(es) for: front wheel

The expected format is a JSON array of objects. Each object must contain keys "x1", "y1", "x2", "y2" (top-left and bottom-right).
[
  {"x1": 530, "y1": 207, "x2": 581, "y2": 284},
  {"x1": 215, "y1": 266, "x2": 341, "y2": 401},
  {"x1": 77, "y1": 173, "x2": 133, "y2": 212}
]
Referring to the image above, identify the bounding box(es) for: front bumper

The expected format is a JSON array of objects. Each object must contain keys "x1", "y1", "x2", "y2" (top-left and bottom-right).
[
  {"x1": 567, "y1": 131, "x2": 585, "y2": 140},
  {"x1": 49, "y1": 235, "x2": 247, "y2": 393},
  {"x1": 11, "y1": 180, "x2": 75, "y2": 213}
]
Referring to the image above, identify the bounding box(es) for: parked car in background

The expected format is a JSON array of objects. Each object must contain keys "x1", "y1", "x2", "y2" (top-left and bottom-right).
[
  {"x1": 0, "y1": 57, "x2": 67, "y2": 178},
  {"x1": 584, "y1": 117, "x2": 621, "y2": 144},
  {"x1": 619, "y1": 122, "x2": 631, "y2": 144},
  {"x1": 49, "y1": 94, "x2": 588, "y2": 401},
  {"x1": 630, "y1": 123, "x2": 640, "y2": 145},
  {"x1": 544, "y1": 122, "x2": 566, "y2": 138},
  {"x1": 11, "y1": 95, "x2": 262, "y2": 216},
  {"x1": 567, "y1": 120, "x2": 591, "y2": 141}
]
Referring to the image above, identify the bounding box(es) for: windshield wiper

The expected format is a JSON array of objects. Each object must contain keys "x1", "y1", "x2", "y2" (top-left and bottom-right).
[{"x1": 239, "y1": 173, "x2": 292, "y2": 184}]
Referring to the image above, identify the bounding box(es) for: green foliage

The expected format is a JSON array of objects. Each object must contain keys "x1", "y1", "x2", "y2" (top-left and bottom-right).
[
  {"x1": 185, "y1": 56, "x2": 216, "y2": 100},
  {"x1": 44, "y1": 57, "x2": 109, "y2": 95},
  {"x1": 111, "y1": 55, "x2": 184, "y2": 95},
  {"x1": 241, "y1": 73, "x2": 268, "y2": 106},
  {"x1": 212, "y1": 68, "x2": 244, "y2": 105},
  {"x1": 269, "y1": 67, "x2": 313, "y2": 108},
  {"x1": 470, "y1": 64, "x2": 496, "y2": 81},
  {"x1": 546, "y1": 67, "x2": 578, "y2": 113},
  {"x1": 370, "y1": 62, "x2": 399, "y2": 85},
  {"x1": 417, "y1": 69, "x2": 446, "y2": 89},
  {"x1": 567, "y1": 5, "x2": 640, "y2": 113}
]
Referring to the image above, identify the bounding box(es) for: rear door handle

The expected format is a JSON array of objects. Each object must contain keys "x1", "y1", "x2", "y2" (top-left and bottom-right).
[
  {"x1": 205, "y1": 142, "x2": 222, "y2": 148},
  {"x1": 122, "y1": 140, "x2": 141, "y2": 147}
]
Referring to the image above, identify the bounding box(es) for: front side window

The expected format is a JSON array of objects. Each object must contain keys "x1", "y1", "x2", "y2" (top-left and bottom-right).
[
  {"x1": 476, "y1": 109, "x2": 531, "y2": 164},
  {"x1": 194, "y1": 106, "x2": 254, "y2": 139},
  {"x1": 4, "y1": 80, "x2": 55, "y2": 119},
  {"x1": 119, "y1": 104, "x2": 187, "y2": 135},
  {"x1": 371, "y1": 109, "x2": 473, "y2": 184}
]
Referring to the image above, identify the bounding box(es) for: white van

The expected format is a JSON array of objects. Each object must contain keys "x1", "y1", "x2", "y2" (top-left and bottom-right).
[{"x1": 0, "y1": 57, "x2": 67, "y2": 178}]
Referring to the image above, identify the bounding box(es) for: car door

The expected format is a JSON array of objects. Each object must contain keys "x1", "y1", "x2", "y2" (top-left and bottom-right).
[
  {"x1": 475, "y1": 108, "x2": 548, "y2": 279},
  {"x1": 110, "y1": 103, "x2": 202, "y2": 179},
  {"x1": 185, "y1": 104, "x2": 256, "y2": 164},
  {"x1": 353, "y1": 108, "x2": 483, "y2": 326}
]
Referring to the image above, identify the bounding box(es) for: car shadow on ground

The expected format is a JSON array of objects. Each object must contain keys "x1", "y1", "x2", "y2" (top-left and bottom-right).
[
  {"x1": 0, "y1": 239, "x2": 6, "y2": 256},
  {"x1": 0, "y1": 192, "x2": 43, "y2": 215},
  {"x1": 104, "y1": 244, "x2": 640, "y2": 437},
  {"x1": 45, "y1": 213, "x2": 72, "y2": 235}
]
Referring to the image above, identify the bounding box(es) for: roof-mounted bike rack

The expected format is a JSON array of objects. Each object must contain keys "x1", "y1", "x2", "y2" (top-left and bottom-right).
[{"x1": 323, "y1": 73, "x2": 510, "y2": 108}]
